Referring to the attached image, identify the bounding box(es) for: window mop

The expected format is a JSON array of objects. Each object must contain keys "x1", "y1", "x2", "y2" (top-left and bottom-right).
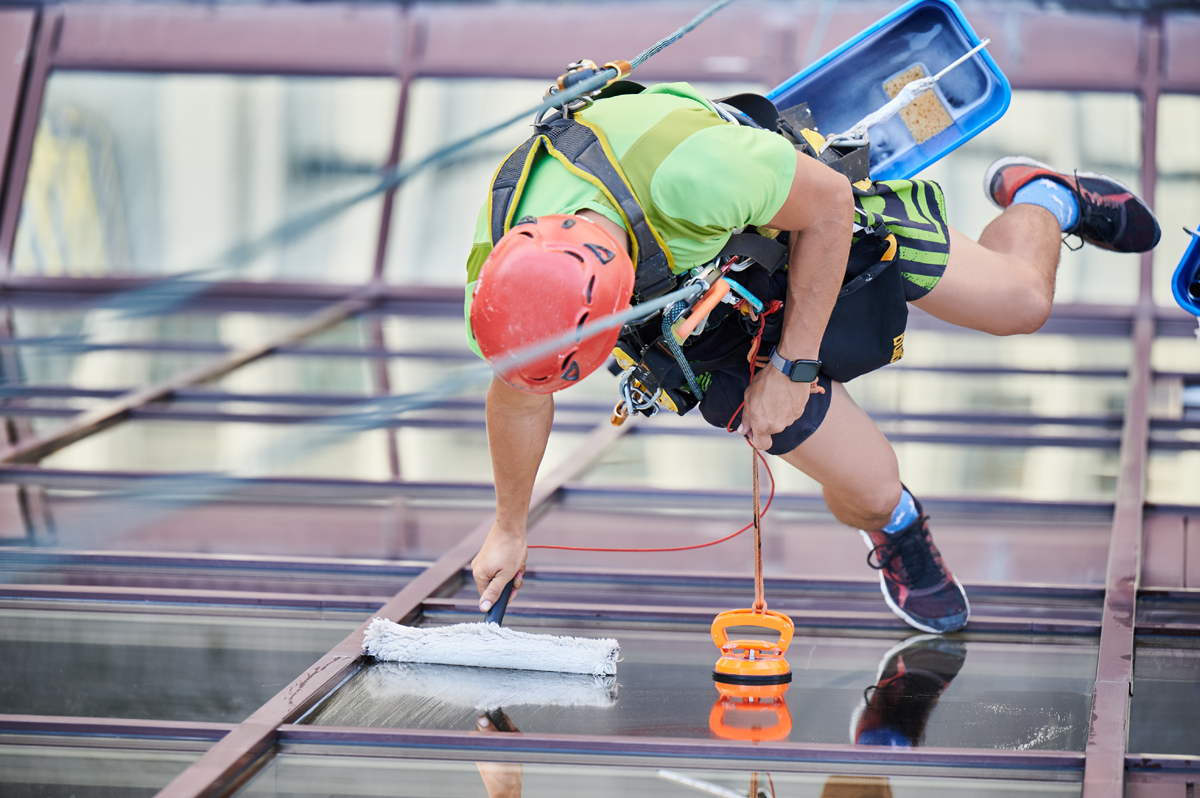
[{"x1": 363, "y1": 581, "x2": 620, "y2": 677}]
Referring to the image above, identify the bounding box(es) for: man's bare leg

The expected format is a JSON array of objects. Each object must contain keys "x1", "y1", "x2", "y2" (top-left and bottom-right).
[
  {"x1": 777, "y1": 381, "x2": 901, "y2": 531},
  {"x1": 778, "y1": 383, "x2": 969, "y2": 634},
  {"x1": 913, "y1": 204, "x2": 1062, "y2": 336}
]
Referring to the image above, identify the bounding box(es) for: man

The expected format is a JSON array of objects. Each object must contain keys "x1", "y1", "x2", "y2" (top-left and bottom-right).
[{"x1": 464, "y1": 82, "x2": 1159, "y2": 634}]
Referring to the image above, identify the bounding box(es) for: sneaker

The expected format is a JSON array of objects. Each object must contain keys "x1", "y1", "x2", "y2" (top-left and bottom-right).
[
  {"x1": 983, "y1": 155, "x2": 1161, "y2": 253},
  {"x1": 849, "y1": 634, "x2": 968, "y2": 747},
  {"x1": 859, "y1": 500, "x2": 969, "y2": 634}
]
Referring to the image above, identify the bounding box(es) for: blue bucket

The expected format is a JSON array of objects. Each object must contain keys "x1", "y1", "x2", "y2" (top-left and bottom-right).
[
  {"x1": 1172, "y1": 226, "x2": 1200, "y2": 317},
  {"x1": 768, "y1": 0, "x2": 1011, "y2": 181}
]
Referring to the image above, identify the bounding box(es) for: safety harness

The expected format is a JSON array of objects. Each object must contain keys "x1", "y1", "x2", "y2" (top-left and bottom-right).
[{"x1": 487, "y1": 64, "x2": 895, "y2": 421}]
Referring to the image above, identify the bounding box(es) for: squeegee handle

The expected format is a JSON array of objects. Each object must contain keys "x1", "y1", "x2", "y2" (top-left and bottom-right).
[{"x1": 484, "y1": 578, "x2": 516, "y2": 625}]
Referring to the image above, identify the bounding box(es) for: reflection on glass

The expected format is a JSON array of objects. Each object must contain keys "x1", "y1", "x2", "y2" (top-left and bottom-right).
[
  {"x1": 1147, "y1": 450, "x2": 1200, "y2": 506},
  {"x1": 0, "y1": 743, "x2": 204, "y2": 797},
  {"x1": 851, "y1": 635, "x2": 966, "y2": 747},
  {"x1": 309, "y1": 624, "x2": 1095, "y2": 752},
  {"x1": 13, "y1": 72, "x2": 397, "y2": 283},
  {"x1": 0, "y1": 607, "x2": 355, "y2": 722}
]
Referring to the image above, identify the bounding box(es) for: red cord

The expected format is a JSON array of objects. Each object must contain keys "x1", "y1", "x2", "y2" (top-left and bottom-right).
[
  {"x1": 528, "y1": 300, "x2": 785, "y2": 555},
  {"x1": 527, "y1": 449, "x2": 774, "y2": 552}
]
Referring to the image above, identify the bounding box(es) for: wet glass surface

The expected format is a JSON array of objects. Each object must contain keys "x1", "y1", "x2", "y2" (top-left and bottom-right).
[
  {"x1": 308, "y1": 622, "x2": 1096, "y2": 752},
  {"x1": 237, "y1": 753, "x2": 1081, "y2": 797},
  {"x1": 0, "y1": 606, "x2": 356, "y2": 722},
  {"x1": 0, "y1": 742, "x2": 204, "y2": 798},
  {"x1": 1147, "y1": 450, "x2": 1200, "y2": 506},
  {"x1": 1128, "y1": 637, "x2": 1200, "y2": 756}
]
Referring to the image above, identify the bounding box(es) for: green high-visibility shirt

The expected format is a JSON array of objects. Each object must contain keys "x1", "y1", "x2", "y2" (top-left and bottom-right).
[{"x1": 463, "y1": 82, "x2": 798, "y2": 356}]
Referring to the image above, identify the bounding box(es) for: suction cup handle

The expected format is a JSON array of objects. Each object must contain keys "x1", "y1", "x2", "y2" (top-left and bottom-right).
[{"x1": 484, "y1": 578, "x2": 516, "y2": 625}]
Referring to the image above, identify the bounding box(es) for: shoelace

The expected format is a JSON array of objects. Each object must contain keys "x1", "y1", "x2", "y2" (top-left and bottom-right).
[
  {"x1": 866, "y1": 520, "x2": 942, "y2": 590},
  {"x1": 1061, "y1": 169, "x2": 1120, "y2": 251}
]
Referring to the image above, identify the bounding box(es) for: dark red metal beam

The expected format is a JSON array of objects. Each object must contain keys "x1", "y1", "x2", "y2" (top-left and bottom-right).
[{"x1": 1080, "y1": 17, "x2": 1162, "y2": 798}]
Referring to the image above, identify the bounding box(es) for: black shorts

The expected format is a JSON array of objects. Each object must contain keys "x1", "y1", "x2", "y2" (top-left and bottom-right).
[{"x1": 687, "y1": 178, "x2": 950, "y2": 454}]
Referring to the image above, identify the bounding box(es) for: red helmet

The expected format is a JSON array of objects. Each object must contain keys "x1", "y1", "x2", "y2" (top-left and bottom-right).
[{"x1": 471, "y1": 214, "x2": 634, "y2": 394}]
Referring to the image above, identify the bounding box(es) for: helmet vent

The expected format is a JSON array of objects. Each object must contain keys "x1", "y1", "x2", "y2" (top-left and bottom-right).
[
  {"x1": 585, "y1": 275, "x2": 596, "y2": 304},
  {"x1": 585, "y1": 243, "x2": 615, "y2": 264},
  {"x1": 561, "y1": 218, "x2": 576, "y2": 228},
  {"x1": 565, "y1": 251, "x2": 585, "y2": 264},
  {"x1": 516, "y1": 230, "x2": 535, "y2": 239},
  {"x1": 515, "y1": 216, "x2": 537, "y2": 226},
  {"x1": 575, "y1": 313, "x2": 589, "y2": 341}
]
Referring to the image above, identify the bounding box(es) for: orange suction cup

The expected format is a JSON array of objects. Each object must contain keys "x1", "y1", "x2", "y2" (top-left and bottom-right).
[
  {"x1": 709, "y1": 680, "x2": 792, "y2": 741},
  {"x1": 710, "y1": 607, "x2": 794, "y2": 685}
]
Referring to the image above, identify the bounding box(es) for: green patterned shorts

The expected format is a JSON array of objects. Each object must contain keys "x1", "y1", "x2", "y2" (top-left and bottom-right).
[{"x1": 854, "y1": 179, "x2": 951, "y2": 302}]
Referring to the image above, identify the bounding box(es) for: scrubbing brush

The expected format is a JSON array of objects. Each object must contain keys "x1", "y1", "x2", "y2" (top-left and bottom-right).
[{"x1": 363, "y1": 579, "x2": 620, "y2": 677}]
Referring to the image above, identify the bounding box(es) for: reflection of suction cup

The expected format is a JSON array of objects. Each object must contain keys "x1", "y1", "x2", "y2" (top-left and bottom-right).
[
  {"x1": 709, "y1": 680, "x2": 792, "y2": 742},
  {"x1": 710, "y1": 608, "x2": 794, "y2": 685}
]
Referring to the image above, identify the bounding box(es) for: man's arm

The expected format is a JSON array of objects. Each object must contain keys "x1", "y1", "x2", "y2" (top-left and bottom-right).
[
  {"x1": 471, "y1": 375, "x2": 554, "y2": 611},
  {"x1": 739, "y1": 153, "x2": 855, "y2": 450}
]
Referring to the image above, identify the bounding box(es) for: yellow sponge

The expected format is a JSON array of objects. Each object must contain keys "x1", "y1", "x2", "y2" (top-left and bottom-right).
[{"x1": 883, "y1": 65, "x2": 954, "y2": 144}]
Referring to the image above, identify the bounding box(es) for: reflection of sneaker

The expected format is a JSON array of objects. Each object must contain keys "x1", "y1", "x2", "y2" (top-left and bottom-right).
[
  {"x1": 860, "y1": 500, "x2": 969, "y2": 634},
  {"x1": 850, "y1": 634, "x2": 968, "y2": 747},
  {"x1": 983, "y1": 156, "x2": 1161, "y2": 253}
]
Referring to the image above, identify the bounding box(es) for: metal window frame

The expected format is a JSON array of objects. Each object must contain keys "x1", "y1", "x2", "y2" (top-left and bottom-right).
[{"x1": 0, "y1": 3, "x2": 1194, "y2": 798}]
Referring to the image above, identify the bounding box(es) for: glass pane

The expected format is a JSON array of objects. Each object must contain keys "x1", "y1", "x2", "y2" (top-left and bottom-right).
[
  {"x1": 0, "y1": 605, "x2": 356, "y2": 721},
  {"x1": 579, "y1": 435, "x2": 1119, "y2": 503},
  {"x1": 1155, "y1": 95, "x2": 1200, "y2": 309},
  {"x1": 237, "y1": 754, "x2": 1081, "y2": 797},
  {"x1": 21, "y1": 493, "x2": 487, "y2": 559},
  {"x1": 922, "y1": 91, "x2": 1141, "y2": 306},
  {"x1": 521, "y1": 506, "x2": 1111, "y2": 586},
  {"x1": 1128, "y1": 637, "x2": 1200, "y2": 756},
  {"x1": 13, "y1": 72, "x2": 398, "y2": 283},
  {"x1": 308, "y1": 622, "x2": 1097, "y2": 752},
  {"x1": 0, "y1": 742, "x2": 204, "y2": 798},
  {"x1": 1147, "y1": 450, "x2": 1200, "y2": 506},
  {"x1": 0, "y1": 549, "x2": 426, "y2": 596}
]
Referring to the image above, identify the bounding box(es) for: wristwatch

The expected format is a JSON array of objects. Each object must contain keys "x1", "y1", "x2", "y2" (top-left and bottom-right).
[{"x1": 768, "y1": 347, "x2": 822, "y2": 383}]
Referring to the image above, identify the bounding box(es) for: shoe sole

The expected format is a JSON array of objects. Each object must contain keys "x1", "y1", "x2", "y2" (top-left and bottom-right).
[
  {"x1": 983, "y1": 156, "x2": 1141, "y2": 215},
  {"x1": 858, "y1": 529, "x2": 972, "y2": 635}
]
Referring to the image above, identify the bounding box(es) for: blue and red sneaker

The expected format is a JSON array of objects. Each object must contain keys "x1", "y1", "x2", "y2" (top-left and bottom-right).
[
  {"x1": 850, "y1": 634, "x2": 968, "y2": 747},
  {"x1": 983, "y1": 156, "x2": 1160, "y2": 253},
  {"x1": 860, "y1": 500, "x2": 969, "y2": 634}
]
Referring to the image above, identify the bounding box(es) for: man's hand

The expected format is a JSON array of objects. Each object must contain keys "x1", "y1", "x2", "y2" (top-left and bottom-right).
[
  {"x1": 738, "y1": 364, "x2": 824, "y2": 450},
  {"x1": 471, "y1": 522, "x2": 527, "y2": 612}
]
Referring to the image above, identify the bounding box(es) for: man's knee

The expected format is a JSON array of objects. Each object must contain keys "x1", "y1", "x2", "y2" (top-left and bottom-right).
[
  {"x1": 827, "y1": 481, "x2": 902, "y2": 530},
  {"x1": 984, "y1": 280, "x2": 1054, "y2": 336}
]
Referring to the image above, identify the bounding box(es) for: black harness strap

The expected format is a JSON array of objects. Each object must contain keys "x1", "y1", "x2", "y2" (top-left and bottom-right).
[
  {"x1": 488, "y1": 115, "x2": 677, "y2": 302},
  {"x1": 718, "y1": 232, "x2": 788, "y2": 274}
]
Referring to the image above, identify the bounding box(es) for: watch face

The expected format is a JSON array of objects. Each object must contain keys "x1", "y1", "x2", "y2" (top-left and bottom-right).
[{"x1": 790, "y1": 361, "x2": 820, "y2": 383}]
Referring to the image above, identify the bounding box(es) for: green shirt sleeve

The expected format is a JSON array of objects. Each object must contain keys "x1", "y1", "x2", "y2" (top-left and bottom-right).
[
  {"x1": 464, "y1": 201, "x2": 491, "y2": 359},
  {"x1": 650, "y1": 124, "x2": 797, "y2": 231}
]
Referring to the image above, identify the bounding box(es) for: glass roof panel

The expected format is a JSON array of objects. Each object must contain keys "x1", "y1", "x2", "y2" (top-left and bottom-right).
[
  {"x1": 0, "y1": 605, "x2": 356, "y2": 722},
  {"x1": 307, "y1": 621, "x2": 1096, "y2": 753},
  {"x1": 236, "y1": 754, "x2": 1081, "y2": 797},
  {"x1": 1128, "y1": 637, "x2": 1200, "y2": 756},
  {"x1": 520, "y1": 506, "x2": 1111, "y2": 586},
  {"x1": 0, "y1": 742, "x2": 205, "y2": 798},
  {"x1": 11, "y1": 72, "x2": 398, "y2": 283},
  {"x1": 1154, "y1": 95, "x2": 1200, "y2": 309}
]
